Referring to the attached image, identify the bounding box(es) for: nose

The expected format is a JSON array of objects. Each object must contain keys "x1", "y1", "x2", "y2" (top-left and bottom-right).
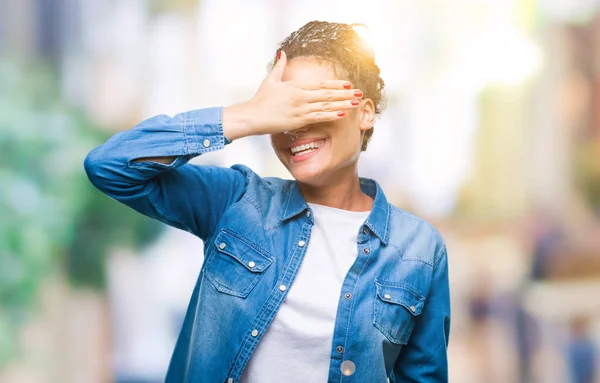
[{"x1": 284, "y1": 126, "x2": 309, "y2": 137}]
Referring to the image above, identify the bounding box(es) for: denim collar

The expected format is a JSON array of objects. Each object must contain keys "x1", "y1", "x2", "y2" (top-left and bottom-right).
[{"x1": 280, "y1": 178, "x2": 390, "y2": 245}]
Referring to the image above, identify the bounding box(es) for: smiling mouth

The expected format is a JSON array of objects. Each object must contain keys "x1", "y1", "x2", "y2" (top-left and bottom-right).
[{"x1": 289, "y1": 140, "x2": 326, "y2": 156}]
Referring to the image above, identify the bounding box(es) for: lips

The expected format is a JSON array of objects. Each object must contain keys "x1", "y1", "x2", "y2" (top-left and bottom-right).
[
  {"x1": 289, "y1": 139, "x2": 327, "y2": 162},
  {"x1": 290, "y1": 139, "x2": 325, "y2": 155}
]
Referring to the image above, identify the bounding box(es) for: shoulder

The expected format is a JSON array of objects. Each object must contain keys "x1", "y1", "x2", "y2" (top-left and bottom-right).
[
  {"x1": 229, "y1": 164, "x2": 293, "y2": 205},
  {"x1": 387, "y1": 204, "x2": 446, "y2": 268}
]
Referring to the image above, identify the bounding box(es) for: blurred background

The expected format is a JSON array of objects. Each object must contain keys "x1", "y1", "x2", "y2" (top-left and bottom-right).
[{"x1": 1, "y1": 0, "x2": 600, "y2": 382}]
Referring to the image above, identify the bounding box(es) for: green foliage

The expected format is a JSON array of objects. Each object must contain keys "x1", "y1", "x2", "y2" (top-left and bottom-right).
[{"x1": 0, "y1": 59, "x2": 163, "y2": 366}]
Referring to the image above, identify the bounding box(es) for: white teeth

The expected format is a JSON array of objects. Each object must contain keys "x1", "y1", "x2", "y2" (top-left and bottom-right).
[
  {"x1": 295, "y1": 148, "x2": 316, "y2": 156},
  {"x1": 290, "y1": 141, "x2": 323, "y2": 154}
]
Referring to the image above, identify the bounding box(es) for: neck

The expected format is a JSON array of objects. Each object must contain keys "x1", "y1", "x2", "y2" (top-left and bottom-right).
[{"x1": 297, "y1": 168, "x2": 373, "y2": 212}]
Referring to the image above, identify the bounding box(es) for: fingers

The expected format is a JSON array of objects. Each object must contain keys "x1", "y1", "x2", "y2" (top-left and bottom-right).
[
  {"x1": 305, "y1": 99, "x2": 361, "y2": 113},
  {"x1": 304, "y1": 88, "x2": 363, "y2": 103},
  {"x1": 300, "y1": 80, "x2": 353, "y2": 90},
  {"x1": 304, "y1": 110, "x2": 348, "y2": 124},
  {"x1": 268, "y1": 50, "x2": 287, "y2": 82}
]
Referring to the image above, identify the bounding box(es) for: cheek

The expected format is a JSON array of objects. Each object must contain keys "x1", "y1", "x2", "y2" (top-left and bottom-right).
[{"x1": 334, "y1": 125, "x2": 362, "y2": 156}]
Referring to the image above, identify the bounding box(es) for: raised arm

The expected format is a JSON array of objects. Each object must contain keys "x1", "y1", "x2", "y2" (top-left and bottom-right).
[
  {"x1": 84, "y1": 51, "x2": 361, "y2": 240},
  {"x1": 84, "y1": 107, "x2": 250, "y2": 240}
]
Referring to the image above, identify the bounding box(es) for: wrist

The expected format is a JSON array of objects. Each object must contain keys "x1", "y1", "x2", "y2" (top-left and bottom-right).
[{"x1": 222, "y1": 102, "x2": 258, "y2": 141}]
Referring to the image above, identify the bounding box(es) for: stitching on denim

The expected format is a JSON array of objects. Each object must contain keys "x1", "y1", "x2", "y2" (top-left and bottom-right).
[
  {"x1": 339, "y1": 242, "x2": 373, "y2": 383},
  {"x1": 203, "y1": 269, "x2": 252, "y2": 298},
  {"x1": 227, "y1": 219, "x2": 311, "y2": 379},
  {"x1": 256, "y1": 175, "x2": 277, "y2": 196},
  {"x1": 384, "y1": 202, "x2": 391, "y2": 243},
  {"x1": 243, "y1": 192, "x2": 262, "y2": 214},
  {"x1": 220, "y1": 229, "x2": 273, "y2": 260},
  {"x1": 374, "y1": 279, "x2": 426, "y2": 301},
  {"x1": 214, "y1": 236, "x2": 273, "y2": 271},
  {"x1": 181, "y1": 111, "x2": 191, "y2": 154},
  {"x1": 388, "y1": 244, "x2": 435, "y2": 267}
]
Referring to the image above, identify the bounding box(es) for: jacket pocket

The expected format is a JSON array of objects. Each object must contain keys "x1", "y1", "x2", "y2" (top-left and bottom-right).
[
  {"x1": 203, "y1": 229, "x2": 274, "y2": 298},
  {"x1": 373, "y1": 279, "x2": 425, "y2": 344}
]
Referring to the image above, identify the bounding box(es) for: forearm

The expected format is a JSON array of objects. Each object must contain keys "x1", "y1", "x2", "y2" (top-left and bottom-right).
[
  {"x1": 222, "y1": 102, "x2": 258, "y2": 141},
  {"x1": 126, "y1": 103, "x2": 254, "y2": 166},
  {"x1": 84, "y1": 107, "x2": 225, "y2": 195}
]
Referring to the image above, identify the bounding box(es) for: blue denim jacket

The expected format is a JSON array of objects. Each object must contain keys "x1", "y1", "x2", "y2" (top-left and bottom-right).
[{"x1": 84, "y1": 107, "x2": 451, "y2": 383}]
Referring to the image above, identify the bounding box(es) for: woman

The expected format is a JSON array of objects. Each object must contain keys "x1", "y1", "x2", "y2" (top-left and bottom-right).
[{"x1": 85, "y1": 21, "x2": 450, "y2": 383}]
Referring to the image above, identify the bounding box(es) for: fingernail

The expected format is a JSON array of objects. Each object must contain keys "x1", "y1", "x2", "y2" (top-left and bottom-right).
[
  {"x1": 344, "y1": 83, "x2": 352, "y2": 89},
  {"x1": 337, "y1": 111, "x2": 345, "y2": 117},
  {"x1": 277, "y1": 50, "x2": 282, "y2": 60},
  {"x1": 351, "y1": 99, "x2": 360, "y2": 106},
  {"x1": 354, "y1": 90, "x2": 363, "y2": 97}
]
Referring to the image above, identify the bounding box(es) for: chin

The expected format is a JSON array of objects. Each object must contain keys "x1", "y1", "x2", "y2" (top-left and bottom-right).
[{"x1": 290, "y1": 165, "x2": 329, "y2": 186}]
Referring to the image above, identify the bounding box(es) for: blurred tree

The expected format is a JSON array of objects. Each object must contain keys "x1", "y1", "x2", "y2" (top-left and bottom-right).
[{"x1": 0, "y1": 59, "x2": 163, "y2": 367}]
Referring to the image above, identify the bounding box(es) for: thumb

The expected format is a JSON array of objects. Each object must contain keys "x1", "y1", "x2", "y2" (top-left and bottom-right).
[{"x1": 268, "y1": 50, "x2": 287, "y2": 82}]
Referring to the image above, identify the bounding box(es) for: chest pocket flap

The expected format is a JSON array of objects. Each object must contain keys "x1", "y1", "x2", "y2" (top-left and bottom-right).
[
  {"x1": 373, "y1": 280, "x2": 425, "y2": 344},
  {"x1": 214, "y1": 230, "x2": 273, "y2": 272},
  {"x1": 204, "y1": 230, "x2": 274, "y2": 298}
]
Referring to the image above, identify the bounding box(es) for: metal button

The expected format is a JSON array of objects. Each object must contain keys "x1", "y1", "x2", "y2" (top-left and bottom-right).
[
  {"x1": 219, "y1": 243, "x2": 226, "y2": 250},
  {"x1": 363, "y1": 248, "x2": 369, "y2": 254},
  {"x1": 248, "y1": 261, "x2": 256, "y2": 268},
  {"x1": 336, "y1": 346, "x2": 344, "y2": 353},
  {"x1": 340, "y1": 360, "x2": 356, "y2": 376},
  {"x1": 384, "y1": 294, "x2": 391, "y2": 300},
  {"x1": 251, "y1": 329, "x2": 259, "y2": 337},
  {"x1": 306, "y1": 211, "x2": 311, "y2": 218},
  {"x1": 203, "y1": 139, "x2": 211, "y2": 147},
  {"x1": 344, "y1": 292, "x2": 352, "y2": 300},
  {"x1": 362, "y1": 228, "x2": 368, "y2": 235},
  {"x1": 298, "y1": 240, "x2": 306, "y2": 247},
  {"x1": 279, "y1": 284, "x2": 287, "y2": 292},
  {"x1": 410, "y1": 306, "x2": 417, "y2": 313},
  {"x1": 227, "y1": 378, "x2": 234, "y2": 383}
]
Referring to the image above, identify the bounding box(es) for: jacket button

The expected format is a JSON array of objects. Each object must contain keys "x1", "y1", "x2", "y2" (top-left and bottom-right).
[
  {"x1": 384, "y1": 294, "x2": 391, "y2": 300},
  {"x1": 298, "y1": 240, "x2": 306, "y2": 247},
  {"x1": 362, "y1": 228, "x2": 368, "y2": 235},
  {"x1": 340, "y1": 360, "x2": 356, "y2": 376},
  {"x1": 344, "y1": 292, "x2": 352, "y2": 300},
  {"x1": 336, "y1": 346, "x2": 344, "y2": 353},
  {"x1": 363, "y1": 248, "x2": 369, "y2": 254},
  {"x1": 279, "y1": 284, "x2": 287, "y2": 292},
  {"x1": 306, "y1": 211, "x2": 311, "y2": 218},
  {"x1": 251, "y1": 329, "x2": 259, "y2": 337},
  {"x1": 219, "y1": 243, "x2": 226, "y2": 250},
  {"x1": 203, "y1": 139, "x2": 211, "y2": 147},
  {"x1": 227, "y1": 378, "x2": 234, "y2": 383},
  {"x1": 410, "y1": 306, "x2": 417, "y2": 313},
  {"x1": 248, "y1": 261, "x2": 256, "y2": 268}
]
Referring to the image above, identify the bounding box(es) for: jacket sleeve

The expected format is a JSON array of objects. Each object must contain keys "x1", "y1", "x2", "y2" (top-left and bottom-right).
[
  {"x1": 392, "y1": 246, "x2": 451, "y2": 382},
  {"x1": 84, "y1": 107, "x2": 248, "y2": 241}
]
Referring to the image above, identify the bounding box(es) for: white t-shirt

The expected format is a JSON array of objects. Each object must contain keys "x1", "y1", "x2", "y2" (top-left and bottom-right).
[{"x1": 239, "y1": 203, "x2": 370, "y2": 383}]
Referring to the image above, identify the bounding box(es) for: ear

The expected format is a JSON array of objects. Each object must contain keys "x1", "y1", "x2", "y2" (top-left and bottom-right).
[{"x1": 358, "y1": 98, "x2": 375, "y2": 132}]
